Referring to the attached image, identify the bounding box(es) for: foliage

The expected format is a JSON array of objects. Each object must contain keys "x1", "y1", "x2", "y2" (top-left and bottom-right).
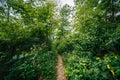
[
  {"x1": 0, "y1": 0, "x2": 57, "y2": 80},
  {"x1": 0, "y1": 0, "x2": 120, "y2": 80},
  {"x1": 4, "y1": 46, "x2": 57, "y2": 80},
  {"x1": 73, "y1": 0, "x2": 120, "y2": 56},
  {"x1": 64, "y1": 53, "x2": 120, "y2": 80},
  {"x1": 61, "y1": 0, "x2": 120, "y2": 80}
]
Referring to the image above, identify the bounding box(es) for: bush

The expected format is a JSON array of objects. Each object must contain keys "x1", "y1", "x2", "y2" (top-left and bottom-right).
[
  {"x1": 4, "y1": 46, "x2": 57, "y2": 80},
  {"x1": 64, "y1": 53, "x2": 120, "y2": 80}
]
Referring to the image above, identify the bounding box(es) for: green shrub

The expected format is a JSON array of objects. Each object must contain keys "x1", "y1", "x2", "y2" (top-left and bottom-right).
[
  {"x1": 4, "y1": 46, "x2": 57, "y2": 80},
  {"x1": 64, "y1": 53, "x2": 120, "y2": 80}
]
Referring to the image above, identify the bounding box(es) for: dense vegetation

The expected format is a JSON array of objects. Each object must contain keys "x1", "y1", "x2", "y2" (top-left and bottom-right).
[
  {"x1": 0, "y1": 0, "x2": 57, "y2": 80},
  {"x1": 0, "y1": 0, "x2": 120, "y2": 80},
  {"x1": 61, "y1": 0, "x2": 120, "y2": 80}
]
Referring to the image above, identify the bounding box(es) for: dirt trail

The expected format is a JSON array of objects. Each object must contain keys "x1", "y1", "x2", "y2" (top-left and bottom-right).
[{"x1": 56, "y1": 54, "x2": 66, "y2": 80}]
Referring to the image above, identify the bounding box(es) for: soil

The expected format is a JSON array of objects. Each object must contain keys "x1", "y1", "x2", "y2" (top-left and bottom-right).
[{"x1": 56, "y1": 54, "x2": 66, "y2": 80}]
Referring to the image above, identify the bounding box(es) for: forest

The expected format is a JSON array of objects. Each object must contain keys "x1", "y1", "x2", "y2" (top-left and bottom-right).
[{"x1": 0, "y1": 0, "x2": 120, "y2": 80}]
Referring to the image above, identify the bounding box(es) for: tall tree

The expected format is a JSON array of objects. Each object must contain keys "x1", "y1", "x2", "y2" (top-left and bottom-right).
[{"x1": 74, "y1": 0, "x2": 120, "y2": 55}]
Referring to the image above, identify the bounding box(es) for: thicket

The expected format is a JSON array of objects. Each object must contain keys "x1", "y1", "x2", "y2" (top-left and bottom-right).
[
  {"x1": 0, "y1": 0, "x2": 57, "y2": 80},
  {"x1": 58, "y1": 0, "x2": 120, "y2": 80}
]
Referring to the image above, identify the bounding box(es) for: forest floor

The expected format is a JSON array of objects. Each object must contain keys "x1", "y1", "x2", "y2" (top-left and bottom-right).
[{"x1": 56, "y1": 54, "x2": 66, "y2": 80}]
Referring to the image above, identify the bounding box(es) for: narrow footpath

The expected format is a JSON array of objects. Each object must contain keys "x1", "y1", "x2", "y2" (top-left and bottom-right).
[{"x1": 56, "y1": 54, "x2": 66, "y2": 80}]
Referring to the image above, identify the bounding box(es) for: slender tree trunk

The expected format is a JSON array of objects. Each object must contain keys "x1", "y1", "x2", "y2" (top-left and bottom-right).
[
  {"x1": 111, "y1": 0, "x2": 115, "y2": 23},
  {"x1": 7, "y1": 5, "x2": 10, "y2": 22}
]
